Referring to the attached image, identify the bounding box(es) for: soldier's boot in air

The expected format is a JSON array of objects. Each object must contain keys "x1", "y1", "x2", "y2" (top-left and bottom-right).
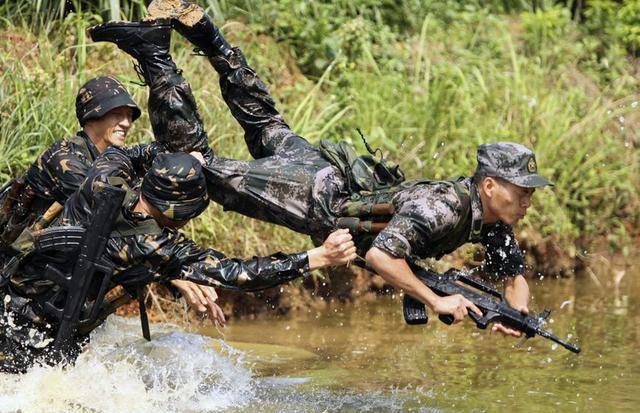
[
  {"x1": 147, "y1": 0, "x2": 233, "y2": 58},
  {"x1": 88, "y1": 19, "x2": 177, "y2": 85}
]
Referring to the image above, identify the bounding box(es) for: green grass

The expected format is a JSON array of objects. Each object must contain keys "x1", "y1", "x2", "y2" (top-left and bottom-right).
[{"x1": 0, "y1": 2, "x2": 638, "y2": 261}]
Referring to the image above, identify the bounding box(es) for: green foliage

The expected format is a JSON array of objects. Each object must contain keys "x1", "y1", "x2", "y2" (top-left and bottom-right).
[
  {"x1": 521, "y1": 6, "x2": 573, "y2": 57},
  {"x1": 617, "y1": 1, "x2": 640, "y2": 54},
  {"x1": 0, "y1": 0, "x2": 638, "y2": 256}
]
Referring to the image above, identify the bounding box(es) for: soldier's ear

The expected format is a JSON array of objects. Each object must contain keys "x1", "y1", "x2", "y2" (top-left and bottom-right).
[{"x1": 481, "y1": 176, "x2": 497, "y2": 199}]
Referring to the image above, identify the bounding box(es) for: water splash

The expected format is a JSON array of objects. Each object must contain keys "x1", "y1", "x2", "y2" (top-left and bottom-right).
[
  {"x1": 0, "y1": 317, "x2": 414, "y2": 413},
  {"x1": 0, "y1": 316, "x2": 254, "y2": 413}
]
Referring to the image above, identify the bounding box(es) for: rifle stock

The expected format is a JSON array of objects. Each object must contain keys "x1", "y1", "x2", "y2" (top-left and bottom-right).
[{"x1": 403, "y1": 267, "x2": 581, "y2": 354}]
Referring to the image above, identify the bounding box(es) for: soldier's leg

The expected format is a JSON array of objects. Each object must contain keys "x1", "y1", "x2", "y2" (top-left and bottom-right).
[
  {"x1": 148, "y1": 0, "x2": 315, "y2": 159},
  {"x1": 89, "y1": 19, "x2": 211, "y2": 158},
  {"x1": 210, "y1": 50, "x2": 315, "y2": 160},
  {"x1": 147, "y1": 70, "x2": 212, "y2": 159}
]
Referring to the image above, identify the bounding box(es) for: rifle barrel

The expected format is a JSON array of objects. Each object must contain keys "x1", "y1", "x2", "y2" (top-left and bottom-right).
[{"x1": 537, "y1": 329, "x2": 581, "y2": 354}]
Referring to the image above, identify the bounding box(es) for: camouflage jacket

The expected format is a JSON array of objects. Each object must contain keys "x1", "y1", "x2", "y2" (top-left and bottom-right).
[
  {"x1": 0, "y1": 132, "x2": 161, "y2": 235},
  {"x1": 8, "y1": 146, "x2": 310, "y2": 304},
  {"x1": 25, "y1": 131, "x2": 160, "y2": 206},
  {"x1": 370, "y1": 178, "x2": 525, "y2": 277}
]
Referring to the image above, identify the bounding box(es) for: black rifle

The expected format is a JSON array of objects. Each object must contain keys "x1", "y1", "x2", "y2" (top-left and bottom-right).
[
  {"x1": 403, "y1": 267, "x2": 581, "y2": 354},
  {"x1": 40, "y1": 184, "x2": 126, "y2": 353}
]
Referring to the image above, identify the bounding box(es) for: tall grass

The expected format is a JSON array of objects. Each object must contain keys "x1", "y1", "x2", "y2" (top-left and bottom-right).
[{"x1": 0, "y1": 2, "x2": 638, "y2": 260}]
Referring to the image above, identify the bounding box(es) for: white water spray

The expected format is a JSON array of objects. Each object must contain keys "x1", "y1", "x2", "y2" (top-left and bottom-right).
[{"x1": 0, "y1": 316, "x2": 255, "y2": 413}]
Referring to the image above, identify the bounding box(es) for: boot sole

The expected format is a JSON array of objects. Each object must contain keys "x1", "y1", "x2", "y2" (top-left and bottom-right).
[
  {"x1": 89, "y1": 19, "x2": 171, "y2": 42},
  {"x1": 147, "y1": 0, "x2": 204, "y2": 28}
]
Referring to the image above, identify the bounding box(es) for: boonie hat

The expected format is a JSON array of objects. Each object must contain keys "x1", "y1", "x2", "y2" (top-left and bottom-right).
[
  {"x1": 76, "y1": 76, "x2": 141, "y2": 125},
  {"x1": 141, "y1": 152, "x2": 209, "y2": 221},
  {"x1": 475, "y1": 142, "x2": 554, "y2": 188}
]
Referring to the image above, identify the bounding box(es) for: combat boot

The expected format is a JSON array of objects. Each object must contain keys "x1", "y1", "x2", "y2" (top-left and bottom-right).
[
  {"x1": 89, "y1": 19, "x2": 177, "y2": 86},
  {"x1": 147, "y1": 0, "x2": 233, "y2": 58}
]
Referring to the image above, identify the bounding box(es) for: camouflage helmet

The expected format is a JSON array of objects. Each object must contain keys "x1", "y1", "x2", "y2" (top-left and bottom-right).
[
  {"x1": 141, "y1": 152, "x2": 209, "y2": 221},
  {"x1": 76, "y1": 76, "x2": 141, "y2": 126},
  {"x1": 475, "y1": 142, "x2": 553, "y2": 188}
]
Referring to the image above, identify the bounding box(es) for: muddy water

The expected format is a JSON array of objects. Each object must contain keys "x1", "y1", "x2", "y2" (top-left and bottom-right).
[
  {"x1": 0, "y1": 260, "x2": 637, "y2": 413},
  {"x1": 204, "y1": 261, "x2": 638, "y2": 413}
]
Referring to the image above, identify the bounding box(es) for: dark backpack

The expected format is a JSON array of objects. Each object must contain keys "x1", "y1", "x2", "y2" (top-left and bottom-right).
[{"x1": 319, "y1": 130, "x2": 405, "y2": 194}]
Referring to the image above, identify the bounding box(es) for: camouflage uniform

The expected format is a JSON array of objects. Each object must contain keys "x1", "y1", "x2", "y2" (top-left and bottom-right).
[
  {"x1": 0, "y1": 73, "x2": 222, "y2": 373},
  {"x1": 0, "y1": 69, "x2": 214, "y2": 251},
  {"x1": 0, "y1": 146, "x2": 310, "y2": 372},
  {"x1": 152, "y1": 49, "x2": 525, "y2": 276},
  {"x1": 10, "y1": 146, "x2": 309, "y2": 297},
  {"x1": 201, "y1": 50, "x2": 347, "y2": 235}
]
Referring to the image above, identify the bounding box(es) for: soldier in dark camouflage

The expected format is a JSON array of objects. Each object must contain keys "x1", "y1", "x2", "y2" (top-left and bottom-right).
[
  {"x1": 95, "y1": 1, "x2": 554, "y2": 337},
  {"x1": 0, "y1": 147, "x2": 356, "y2": 373},
  {"x1": 0, "y1": 73, "x2": 226, "y2": 322}
]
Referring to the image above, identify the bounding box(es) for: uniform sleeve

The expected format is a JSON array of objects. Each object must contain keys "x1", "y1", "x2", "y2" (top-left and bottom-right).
[
  {"x1": 481, "y1": 222, "x2": 525, "y2": 278},
  {"x1": 38, "y1": 143, "x2": 93, "y2": 203},
  {"x1": 149, "y1": 232, "x2": 310, "y2": 292},
  {"x1": 371, "y1": 187, "x2": 462, "y2": 259},
  {"x1": 123, "y1": 143, "x2": 165, "y2": 176},
  {"x1": 62, "y1": 146, "x2": 135, "y2": 226}
]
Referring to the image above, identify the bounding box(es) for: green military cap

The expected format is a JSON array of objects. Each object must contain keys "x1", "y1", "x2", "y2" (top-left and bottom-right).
[
  {"x1": 475, "y1": 142, "x2": 553, "y2": 188},
  {"x1": 141, "y1": 152, "x2": 209, "y2": 221},
  {"x1": 76, "y1": 76, "x2": 141, "y2": 126}
]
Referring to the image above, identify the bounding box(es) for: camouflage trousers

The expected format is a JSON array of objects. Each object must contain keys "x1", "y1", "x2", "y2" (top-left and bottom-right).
[
  {"x1": 148, "y1": 70, "x2": 213, "y2": 160},
  {"x1": 150, "y1": 48, "x2": 346, "y2": 235}
]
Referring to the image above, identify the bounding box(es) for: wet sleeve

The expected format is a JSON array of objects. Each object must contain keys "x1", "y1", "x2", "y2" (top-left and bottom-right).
[
  {"x1": 123, "y1": 143, "x2": 165, "y2": 176},
  {"x1": 62, "y1": 147, "x2": 135, "y2": 226},
  {"x1": 41, "y1": 145, "x2": 92, "y2": 203},
  {"x1": 371, "y1": 189, "x2": 461, "y2": 259},
  {"x1": 481, "y1": 222, "x2": 525, "y2": 278},
  {"x1": 164, "y1": 235, "x2": 310, "y2": 292}
]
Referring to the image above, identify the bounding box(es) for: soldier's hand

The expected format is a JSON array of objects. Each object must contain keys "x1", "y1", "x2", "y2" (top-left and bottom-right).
[
  {"x1": 307, "y1": 228, "x2": 358, "y2": 269},
  {"x1": 491, "y1": 306, "x2": 527, "y2": 338},
  {"x1": 432, "y1": 294, "x2": 483, "y2": 323},
  {"x1": 170, "y1": 279, "x2": 226, "y2": 326}
]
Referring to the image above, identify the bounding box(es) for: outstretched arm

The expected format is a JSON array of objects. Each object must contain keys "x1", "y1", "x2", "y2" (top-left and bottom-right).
[
  {"x1": 505, "y1": 274, "x2": 530, "y2": 312},
  {"x1": 490, "y1": 274, "x2": 530, "y2": 337},
  {"x1": 174, "y1": 228, "x2": 356, "y2": 292},
  {"x1": 366, "y1": 247, "x2": 481, "y2": 323}
]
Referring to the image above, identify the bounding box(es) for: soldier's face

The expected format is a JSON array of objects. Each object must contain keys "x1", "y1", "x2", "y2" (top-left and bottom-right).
[
  {"x1": 481, "y1": 177, "x2": 535, "y2": 225},
  {"x1": 150, "y1": 206, "x2": 189, "y2": 229},
  {"x1": 85, "y1": 106, "x2": 133, "y2": 150}
]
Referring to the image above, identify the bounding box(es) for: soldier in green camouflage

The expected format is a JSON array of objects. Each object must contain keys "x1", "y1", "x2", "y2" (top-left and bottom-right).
[
  {"x1": 92, "y1": 1, "x2": 554, "y2": 337},
  {"x1": 0, "y1": 146, "x2": 356, "y2": 373}
]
